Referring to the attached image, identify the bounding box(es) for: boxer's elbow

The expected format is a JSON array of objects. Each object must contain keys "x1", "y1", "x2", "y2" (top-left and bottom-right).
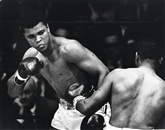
[
  {"x1": 76, "y1": 100, "x2": 89, "y2": 115},
  {"x1": 76, "y1": 100, "x2": 96, "y2": 116},
  {"x1": 98, "y1": 67, "x2": 109, "y2": 85},
  {"x1": 105, "y1": 66, "x2": 110, "y2": 74},
  {"x1": 102, "y1": 65, "x2": 109, "y2": 76}
]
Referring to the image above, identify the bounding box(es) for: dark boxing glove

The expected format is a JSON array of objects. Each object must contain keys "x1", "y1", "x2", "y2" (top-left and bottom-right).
[
  {"x1": 81, "y1": 114, "x2": 105, "y2": 130},
  {"x1": 14, "y1": 57, "x2": 44, "y2": 85}
]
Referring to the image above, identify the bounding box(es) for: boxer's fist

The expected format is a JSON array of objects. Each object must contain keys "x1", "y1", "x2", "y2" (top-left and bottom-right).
[
  {"x1": 68, "y1": 83, "x2": 85, "y2": 97},
  {"x1": 65, "y1": 83, "x2": 85, "y2": 103},
  {"x1": 14, "y1": 57, "x2": 43, "y2": 85},
  {"x1": 18, "y1": 57, "x2": 43, "y2": 77},
  {"x1": 81, "y1": 114, "x2": 105, "y2": 130}
]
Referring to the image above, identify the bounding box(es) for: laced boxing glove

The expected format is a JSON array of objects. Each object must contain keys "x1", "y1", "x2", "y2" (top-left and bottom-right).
[{"x1": 14, "y1": 57, "x2": 44, "y2": 85}]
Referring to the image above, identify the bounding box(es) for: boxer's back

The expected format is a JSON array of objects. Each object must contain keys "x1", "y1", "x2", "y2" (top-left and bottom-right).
[{"x1": 109, "y1": 68, "x2": 165, "y2": 129}]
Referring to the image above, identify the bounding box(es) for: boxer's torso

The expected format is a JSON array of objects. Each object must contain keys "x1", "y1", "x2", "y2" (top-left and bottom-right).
[
  {"x1": 34, "y1": 37, "x2": 91, "y2": 101},
  {"x1": 109, "y1": 68, "x2": 165, "y2": 129}
]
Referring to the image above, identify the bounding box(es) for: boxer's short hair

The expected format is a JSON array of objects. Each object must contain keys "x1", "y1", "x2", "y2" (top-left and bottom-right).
[
  {"x1": 20, "y1": 7, "x2": 47, "y2": 33},
  {"x1": 137, "y1": 38, "x2": 161, "y2": 61}
]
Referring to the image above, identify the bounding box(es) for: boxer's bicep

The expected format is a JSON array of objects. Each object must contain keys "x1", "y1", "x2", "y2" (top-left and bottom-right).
[
  {"x1": 65, "y1": 43, "x2": 109, "y2": 91},
  {"x1": 64, "y1": 41, "x2": 108, "y2": 76}
]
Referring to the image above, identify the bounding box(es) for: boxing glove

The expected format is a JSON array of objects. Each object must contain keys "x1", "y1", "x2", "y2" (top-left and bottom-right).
[
  {"x1": 14, "y1": 57, "x2": 44, "y2": 85},
  {"x1": 81, "y1": 114, "x2": 105, "y2": 130}
]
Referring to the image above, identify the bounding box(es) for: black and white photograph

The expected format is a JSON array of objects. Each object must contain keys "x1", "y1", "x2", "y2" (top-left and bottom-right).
[{"x1": 0, "y1": 0, "x2": 165, "y2": 129}]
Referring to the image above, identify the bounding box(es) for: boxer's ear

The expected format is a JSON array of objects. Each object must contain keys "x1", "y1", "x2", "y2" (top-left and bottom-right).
[
  {"x1": 135, "y1": 52, "x2": 140, "y2": 66},
  {"x1": 46, "y1": 24, "x2": 50, "y2": 32},
  {"x1": 159, "y1": 57, "x2": 163, "y2": 65}
]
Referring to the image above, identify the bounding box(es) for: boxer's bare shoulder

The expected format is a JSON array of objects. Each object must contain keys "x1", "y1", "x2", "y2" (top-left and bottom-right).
[
  {"x1": 55, "y1": 37, "x2": 85, "y2": 61},
  {"x1": 109, "y1": 68, "x2": 143, "y2": 89},
  {"x1": 55, "y1": 36, "x2": 79, "y2": 47}
]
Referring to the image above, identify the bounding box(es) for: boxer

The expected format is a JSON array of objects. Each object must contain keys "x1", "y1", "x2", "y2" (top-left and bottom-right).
[
  {"x1": 7, "y1": 8, "x2": 109, "y2": 130},
  {"x1": 73, "y1": 39, "x2": 165, "y2": 129}
]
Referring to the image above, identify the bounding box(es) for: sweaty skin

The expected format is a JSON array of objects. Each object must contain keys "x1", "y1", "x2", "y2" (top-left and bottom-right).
[
  {"x1": 76, "y1": 66, "x2": 165, "y2": 129},
  {"x1": 7, "y1": 22, "x2": 109, "y2": 104}
]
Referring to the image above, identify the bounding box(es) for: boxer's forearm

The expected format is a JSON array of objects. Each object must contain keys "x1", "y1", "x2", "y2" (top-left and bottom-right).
[
  {"x1": 76, "y1": 80, "x2": 111, "y2": 115},
  {"x1": 7, "y1": 74, "x2": 24, "y2": 98},
  {"x1": 76, "y1": 92, "x2": 107, "y2": 116},
  {"x1": 76, "y1": 98, "x2": 96, "y2": 115},
  {"x1": 8, "y1": 57, "x2": 43, "y2": 98}
]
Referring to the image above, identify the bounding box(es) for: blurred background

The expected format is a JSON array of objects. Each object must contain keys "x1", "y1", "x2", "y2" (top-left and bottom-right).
[{"x1": 0, "y1": 0, "x2": 164, "y2": 129}]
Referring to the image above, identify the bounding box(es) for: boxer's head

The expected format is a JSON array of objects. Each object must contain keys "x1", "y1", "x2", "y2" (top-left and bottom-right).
[
  {"x1": 20, "y1": 6, "x2": 47, "y2": 34},
  {"x1": 20, "y1": 8, "x2": 53, "y2": 55},
  {"x1": 135, "y1": 38, "x2": 162, "y2": 67}
]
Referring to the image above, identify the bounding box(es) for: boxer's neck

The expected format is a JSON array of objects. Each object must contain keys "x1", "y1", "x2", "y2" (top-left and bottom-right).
[
  {"x1": 140, "y1": 60, "x2": 156, "y2": 73},
  {"x1": 45, "y1": 37, "x2": 60, "y2": 62}
]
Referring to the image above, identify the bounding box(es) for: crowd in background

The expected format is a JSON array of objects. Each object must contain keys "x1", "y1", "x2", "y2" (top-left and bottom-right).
[{"x1": 0, "y1": 0, "x2": 164, "y2": 129}]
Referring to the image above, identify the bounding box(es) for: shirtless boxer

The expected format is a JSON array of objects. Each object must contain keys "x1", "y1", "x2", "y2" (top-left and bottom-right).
[
  {"x1": 73, "y1": 39, "x2": 165, "y2": 129},
  {"x1": 7, "y1": 9, "x2": 109, "y2": 130}
]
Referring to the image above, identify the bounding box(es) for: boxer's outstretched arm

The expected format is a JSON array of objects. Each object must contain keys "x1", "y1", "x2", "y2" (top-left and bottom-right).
[
  {"x1": 76, "y1": 73, "x2": 112, "y2": 116},
  {"x1": 7, "y1": 47, "x2": 38, "y2": 98}
]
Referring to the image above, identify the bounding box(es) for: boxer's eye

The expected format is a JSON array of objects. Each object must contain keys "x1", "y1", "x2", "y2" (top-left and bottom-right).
[
  {"x1": 27, "y1": 34, "x2": 35, "y2": 39},
  {"x1": 38, "y1": 30, "x2": 45, "y2": 35}
]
